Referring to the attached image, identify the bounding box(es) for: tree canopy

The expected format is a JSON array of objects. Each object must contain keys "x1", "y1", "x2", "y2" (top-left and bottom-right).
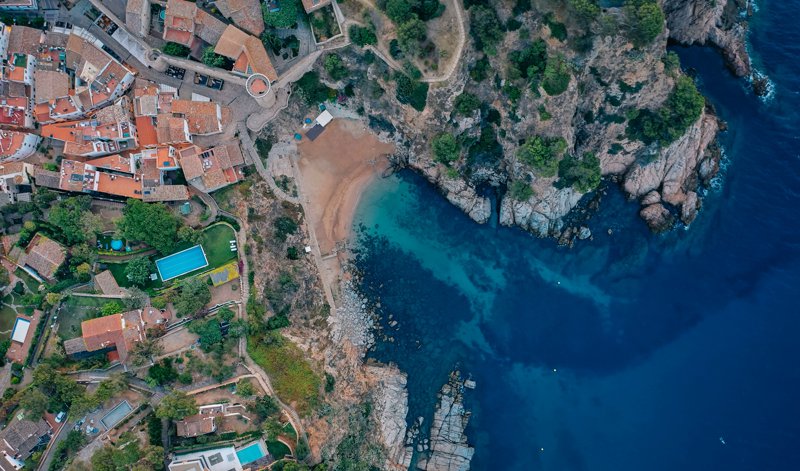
[
  {"x1": 625, "y1": 0, "x2": 665, "y2": 47},
  {"x1": 626, "y1": 76, "x2": 705, "y2": 146},
  {"x1": 48, "y1": 196, "x2": 96, "y2": 245},
  {"x1": 432, "y1": 133, "x2": 460, "y2": 165},
  {"x1": 262, "y1": 0, "x2": 299, "y2": 28},
  {"x1": 162, "y1": 42, "x2": 189, "y2": 57},
  {"x1": 516, "y1": 136, "x2": 568, "y2": 177},
  {"x1": 201, "y1": 47, "x2": 228, "y2": 68},
  {"x1": 173, "y1": 278, "x2": 212, "y2": 317},
  {"x1": 118, "y1": 199, "x2": 180, "y2": 254},
  {"x1": 125, "y1": 256, "x2": 153, "y2": 287},
  {"x1": 156, "y1": 391, "x2": 197, "y2": 420},
  {"x1": 323, "y1": 54, "x2": 348, "y2": 81},
  {"x1": 558, "y1": 152, "x2": 602, "y2": 193},
  {"x1": 542, "y1": 54, "x2": 572, "y2": 96},
  {"x1": 469, "y1": 5, "x2": 504, "y2": 55}
]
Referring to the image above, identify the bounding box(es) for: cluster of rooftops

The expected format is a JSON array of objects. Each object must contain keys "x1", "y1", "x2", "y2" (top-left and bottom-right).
[{"x1": 0, "y1": 19, "x2": 249, "y2": 203}]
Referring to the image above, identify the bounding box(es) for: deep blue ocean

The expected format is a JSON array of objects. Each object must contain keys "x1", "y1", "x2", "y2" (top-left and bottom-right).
[{"x1": 352, "y1": 2, "x2": 800, "y2": 470}]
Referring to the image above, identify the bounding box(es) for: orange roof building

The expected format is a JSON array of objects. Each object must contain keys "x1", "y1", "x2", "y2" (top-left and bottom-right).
[
  {"x1": 163, "y1": 0, "x2": 227, "y2": 49},
  {"x1": 214, "y1": 25, "x2": 278, "y2": 81},
  {"x1": 41, "y1": 97, "x2": 137, "y2": 157},
  {"x1": 0, "y1": 130, "x2": 40, "y2": 162},
  {"x1": 170, "y1": 99, "x2": 229, "y2": 136},
  {"x1": 178, "y1": 139, "x2": 245, "y2": 192},
  {"x1": 64, "y1": 310, "x2": 146, "y2": 363},
  {"x1": 215, "y1": 0, "x2": 264, "y2": 36},
  {"x1": 17, "y1": 234, "x2": 65, "y2": 282}
]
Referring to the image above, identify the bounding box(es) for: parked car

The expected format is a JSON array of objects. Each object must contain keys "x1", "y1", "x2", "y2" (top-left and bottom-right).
[{"x1": 55, "y1": 411, "x2": 66, "y2": 423}]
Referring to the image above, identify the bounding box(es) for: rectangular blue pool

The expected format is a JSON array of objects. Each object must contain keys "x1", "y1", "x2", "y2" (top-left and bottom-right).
[
  {"x1": 236, "y1": 441, "x2": 267, "y2": 465},
  {"x1": 155, "y1": 245, "x2": 209, "y2": 281},
  {"x1": 100, "y1": 400, "x2": 132, "y2": 430}
]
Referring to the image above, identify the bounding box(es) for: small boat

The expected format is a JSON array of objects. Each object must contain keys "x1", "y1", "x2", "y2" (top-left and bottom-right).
[{"x1": 719, "y1": 436, "x2": 726, "y2": 445}]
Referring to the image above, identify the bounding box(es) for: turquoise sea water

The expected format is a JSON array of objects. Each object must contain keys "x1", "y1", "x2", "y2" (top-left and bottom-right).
[{"x1": 352, "y1": 2, "x2": 800, "y2": 470}]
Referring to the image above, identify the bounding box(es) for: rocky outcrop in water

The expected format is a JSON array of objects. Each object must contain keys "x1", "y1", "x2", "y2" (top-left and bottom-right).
[
  {"x1": 663, "y1": 0, "x2": 751, "y2": 77},
  {"x1": 367, "y1": 365, "x2": 414, "y2": 470},
  {"x1": 413, "y1": 372, "x2": 474, "y2": 471}
]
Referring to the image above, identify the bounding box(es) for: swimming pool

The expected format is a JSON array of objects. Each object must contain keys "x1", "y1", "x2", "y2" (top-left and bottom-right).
[
  {"x1": 155, "y1": 245, "x2": 209, "y2": 281},
  {"x1": 100, "y1": 400, "x2": 132, "y2": 430},
  {"x1": 235, "y1": 441, "x2": 267, "y2": 465}
]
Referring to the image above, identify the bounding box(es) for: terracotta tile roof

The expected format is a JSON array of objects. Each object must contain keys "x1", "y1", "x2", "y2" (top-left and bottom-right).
[
  {"x1": 63, "y1": 337, "x2": 88, "y2": 355},
  {"x1": 23, "y1": 234, "x2": 65, "y2": 280},
  {"x1": 33, "y1": 168, "x2": 60, "y2": 189},
  {"x1": 214, "y1": 25, "x2": 278, "y2": 81},
  {"x1": 7, "y1": 26, "x2": 44, "y2": 56},
  {"x1": 142, "y1": 184, "x2": 190, "y2": 202},
  {"x1": 88, "y1": 154, "x2": 133, "y2": 173},
  {"x1": 33, "y1": 70, "x2": 71, "y2": 104},
  {"x1": 216, "y1": 0, "x2": 265, "y2": 36},
  {"x1": 224, "y1": 140, "x2": 245, "y2": 166},
  {"x1": 176, "y1": 415, "x2": 216, "y2": 437},
  {"x1": 194, "y1": 10, "x2": 227, "y2": 45},
  {"x1": 156, "y1": 114, "x2": 190, "y2": 144},
  {"x1": 94, "y1": 270, "x2": 125, "y2": 296},
  {"x1": 79, "y1": 310, "x2": 144, "y2": 362},
  {"x1": 125, "y1": 0, "x2": 150, "y2": 37},
  {"x1": 178, "y1": 145, "x2": 204, "y2": 180},
  {"x1": 171, "y1": 99, "x2": 224, "y2": 135}
]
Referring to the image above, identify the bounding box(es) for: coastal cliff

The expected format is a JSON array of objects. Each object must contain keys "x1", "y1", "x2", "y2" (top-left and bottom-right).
[{"x1": 359, "y1": 0, "x2": 753, "y2": 240}]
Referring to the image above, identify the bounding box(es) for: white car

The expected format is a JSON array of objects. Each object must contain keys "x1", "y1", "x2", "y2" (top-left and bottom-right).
[{"x1": 55, "y1": 412, "x2": 66, "y2": 423}]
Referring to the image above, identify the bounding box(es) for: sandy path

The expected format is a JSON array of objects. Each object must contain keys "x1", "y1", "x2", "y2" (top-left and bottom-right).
[{"x1": 297, "y1": 119, "x2": 394, "y2": 255}]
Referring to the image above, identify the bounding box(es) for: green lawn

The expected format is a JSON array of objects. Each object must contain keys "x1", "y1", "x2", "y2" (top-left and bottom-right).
[
  {"x1": 106, "y1": 261, "x2": 163, "y2": 290},
  {"x1": 266, "y1": 440, "x2": 291, "y2": 460},
  {"x1": 198, "y1": 224, "x2": 237, "y2": 269},
  {"x1": 0, "y1": 300, "x2": 18, "y2": 338},
  {"x1": 57, "y1": 296, "x2": 109, "y2": 338},
  {"x1": 14, "y1": 268, "x2": 43, "y2": 292}
]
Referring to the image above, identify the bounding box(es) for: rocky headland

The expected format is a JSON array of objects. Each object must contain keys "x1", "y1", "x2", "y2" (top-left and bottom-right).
[{"x1": 351, "y1": 0, "x2": 754, "y2": 239}]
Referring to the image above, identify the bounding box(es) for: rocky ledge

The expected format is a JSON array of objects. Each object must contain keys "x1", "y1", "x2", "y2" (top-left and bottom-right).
[{"x1": 414, "y1": 372, "x2": 475, "y2": 471}]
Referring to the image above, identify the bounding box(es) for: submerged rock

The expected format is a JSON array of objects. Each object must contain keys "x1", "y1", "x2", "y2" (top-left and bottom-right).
[{"x1": 415, "y1": 372, "x2": 474, "y2": 471}]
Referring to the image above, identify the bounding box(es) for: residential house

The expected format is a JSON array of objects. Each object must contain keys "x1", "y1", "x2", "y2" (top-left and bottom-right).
[
  {"x1": 64, "y1": 33, "x2": 135, "y2": 112},
  {"x1": 63, "y1": 310, "x2": 146, "y2": 364},
  {"x1": 176, "y1": 403, "x2": 251, "y2": 438},
  {"x1": 94, "y1": 269, "x2": 126, "y2": 297},
  {"x1": 0, "y1": 417, "x2": 51, "y2": 471},
  {"x1": 5, "y1": 310, "x2": 41, "y2": 363},
  {"x1": 41, "y1": 97, "x2": 137, "y2": 157},
  {"x1": 132, "y1": 79, "x2": 179, "y2": 147},
  {"x1": 178, "y1": 140, "x2": 245, "y2": 192},
  {"x1": 0, "y1": 130, "x2": 39, "y2": 163},
  {"x1": 0, "y1": 161, "x2": 33, "y2": 206},
  {"x1": 215, "y1": 0, "x2": 264, "y2": 36},
  {"x1": 170, "y1": 99, "x2": 230, "y2": 137},
  {"x1": 163, "y1": 0, "x2": 227, "y2": 54},
  {"x1": 17, "y1": 233, "x2": 65, "y2": 282},
  {"x1": 125, "y1": 0, "x2": 151, "y2": 38},
  {"x1": 214, "y1": 25, "x2": 278, "y2": 81}
]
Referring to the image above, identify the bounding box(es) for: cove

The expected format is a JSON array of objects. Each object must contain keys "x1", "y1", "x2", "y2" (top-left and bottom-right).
[{"x1": 352, "y1": 1, "x2": 800, "y2": 469}]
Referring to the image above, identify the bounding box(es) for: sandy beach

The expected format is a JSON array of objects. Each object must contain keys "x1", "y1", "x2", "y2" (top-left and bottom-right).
[{"x1": 296, "y1": 119, "x2": 394, "y2": 255}]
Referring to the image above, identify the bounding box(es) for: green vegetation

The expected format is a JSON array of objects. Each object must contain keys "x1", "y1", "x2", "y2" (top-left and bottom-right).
[
  {"x1": 542, "y1": 54, "x2": 572, "y2": 96},
  {"x1": 48, "y1": 196, "x2": 99, "y2": 245},
  {"x1": 148, "y1": 358, "x2": 178, "y2": 386},
  {"x1": 396, "y1": 16, "x2": 427, "y2": 53},
  {"x1": 199, "y1": 224, "x2": 238, "y2": 268},
  {"x1": 156, "y1": 391, "x2": 197, "y2": 420},
  {"x1": 558, "y1": 152, "x2": 602, "y2": 192},
  {"x1": 663, "y1": 51, "x2": 680, "y2": 75},
  {"x1": 274, "y1": 215, "x2": 298, "y2": 242},
  {"x1": 544, "y1": 13, "x2": 567, "y2": 41},
  {"x1": 90, "y1": 432, "x2": 165, "y2": 471},
  {"x1": 454, "y1": 92, "x2": 481, "y2": 115},
  {"x1": 508, "y1": 180, "x2": 534, "y2": 201},
  {"x1": 508, "y1": 39, "x2": 548, "y2": 86},
  {"x1": 568, "y1": 0, "x2": 601, "y2": 24},
  {"x1": 349, "y1": 25, "x2": 377, "y2": 46},
  {"x1": 394, "y1": 73, "x2": 429, "y2": 111},
  {"x1": 294, "y1": 71, "x2": 334, "y2": 106},
  {"x1": 517, "y1": 136, "x2": 568, "y2": 177},
  {"x1": 162, "y1": 42, "x2": 190, "y2": 57},
  {"x1": 625, "y1": 0, "x2": 665, "y2": 47},
  {"x1": 469, "y1": 5, "x2": 504, "y2": 55},
  {"x1": 124, "y1": 256, "x2": 153, "y2": 287},
  {"x1": 331, "y1": 402, "x2": 384, "y2": 470},
  {"x1": 431, "y1": 133, "x2": 460, "y2": 165},
  {"x1": 538, "y1": 105, "x2": 552, "y2": 121},
  {"x1": 100, "y1": 301, "x2": 123, "y2": 316},
  {"x1": 118, "y1": 199, "x2": 180, "y2": 254},
  {"x1": 48, "y1": 430, "x2": 86, "y2": 471},
  {"x1": 467, "y1": 126, "x2": 503, "y2": 169},
  {"x1": 470, "y1": 56, "x2": 491, "y2": 82},
  {"x1": 247, "y1": 331, "x2": 320, "y2": 415},
  {"x1": 173, "y1": 278, "x2": 211, "y2": 317},
  {"x1": 68, "y1": 374, "x2": 128, "y2": 417},
  {"x1": 626, "y1": 76, "x2": 705, "y2": 146},
  {"x1": 29, "y1": 365, "x2": 84, "y2": 416},
  {"x1": 262, "y1": 0, "x2": 299, "y2": 28},
  {"x1": 323, "y1": 54, "x2": 348, "y2": 81},
  {"x1": 201, "y1": 46, "x2": 229, "y2": 68},
  {"x1": 309, "y1": 5, "x2": 341, "y2": 40}
]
